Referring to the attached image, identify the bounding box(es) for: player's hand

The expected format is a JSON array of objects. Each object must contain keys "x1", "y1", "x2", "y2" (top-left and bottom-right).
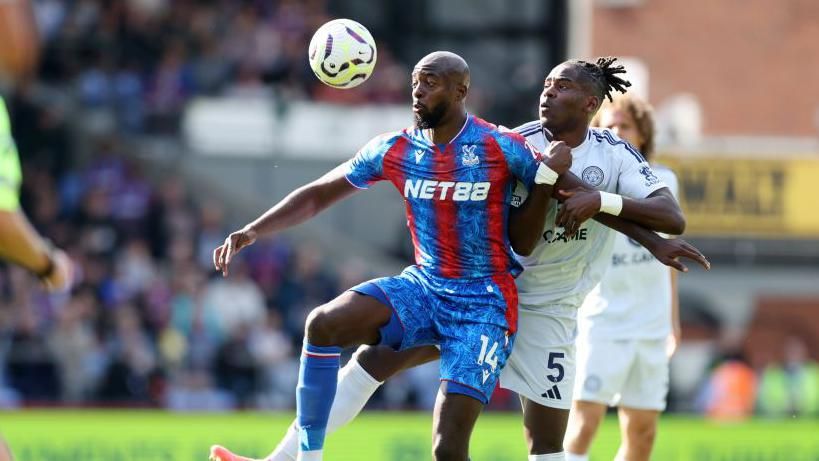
[
  {"x1": 41, "y1": 248, "x2": 73, "y2": 292},
  {"x1": 555, "y1": 188, "x2": 600, "y2": 236},
  {"x1": 544, "y1": 141, "x2": 572, "y2": 175},
  {"x1": 213, "y1": 227, "x2": 257, "y2": 277},
  {"x1": 666, "y1": 328, "x2": 681, "y2": 358},
  {"x1": 646, "y1": 237, "x2": 711, "y2": 273}
]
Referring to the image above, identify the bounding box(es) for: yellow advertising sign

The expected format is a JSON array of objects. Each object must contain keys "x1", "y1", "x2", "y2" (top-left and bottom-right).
[{"x1": 657, "y1": 155, "x2": 819, "y2": 238}]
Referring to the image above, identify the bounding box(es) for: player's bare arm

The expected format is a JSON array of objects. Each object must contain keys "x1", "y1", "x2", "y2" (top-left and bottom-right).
[
  {"x1": 594, "y1": 213, "x2": 709, "y2": 272},
  {"x1": 555, "y1": 186, "x2": 684, "y2": 236},
  {"x1": 0, "y1": 207, "x2": 72, "y2": 291},
  {"x1": 213, "y1": 164, "x2": 360, "y2": 276},
  {"x1": 545, "y1": 172, "x2": 707, "y2": 271},
  {"x1": 509, "y1": 140, "x2": 572, "y2": 256}
]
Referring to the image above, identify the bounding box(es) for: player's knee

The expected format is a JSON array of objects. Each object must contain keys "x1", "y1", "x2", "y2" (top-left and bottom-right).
[
  {"x1": 567, "y1": 416, "x2": 597, "y2": 445},
  {"x1": 353, "y1": 345, "x2": 393, "y2": 380},
  {"x1": 351, "y1": 344, "x2": 372, "y2": 362},
  {"x1": 627, "y1": 420, "x2": 657, "y2": 447},
  {"x1": 305, "y1": 307, "x2": 339, "y2": 345},
  {"x1": 528, "y1": 434, "x2": 564, "y2": 455},
  {"x1": 432, "y1": 439, "x2": 467, "y2": 461}
]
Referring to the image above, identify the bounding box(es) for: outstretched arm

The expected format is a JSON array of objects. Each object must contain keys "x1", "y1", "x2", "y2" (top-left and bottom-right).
[
  {"x1": 594, "y1": 213, "x2": 709, "y2": 272},
  {"x1": 553, "y1": 173, "x2": 686, "y2": 236},
  {"x1": 213, "y1": 165, "x2": 360, "y2": 276},
  {"x1": 548, "y1": 173, "x2": 707, "y2": 271},
  {"x1": 615, "y1": 187, "x2": 685, "y2": 234}
]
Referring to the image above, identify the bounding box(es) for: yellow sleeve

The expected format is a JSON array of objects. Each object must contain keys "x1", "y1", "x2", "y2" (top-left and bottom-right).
[{"x1": 0, "y1": 96, "x2": 22, "y2": 211}]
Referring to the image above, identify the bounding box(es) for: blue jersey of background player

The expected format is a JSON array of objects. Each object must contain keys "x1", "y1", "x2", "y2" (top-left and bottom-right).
[{"x1": 210, "y1": 51, "x2": 564, "y2": 461}]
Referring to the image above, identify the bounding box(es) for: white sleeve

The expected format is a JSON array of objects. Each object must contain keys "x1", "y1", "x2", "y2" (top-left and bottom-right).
[
  {"x1": 651, "y1": 167, "x2": 680, "y2": 239},
  {"x1": 615, "y1": 149, "x2": 668, "y2": 199},
  {"x1": 654, "y1": 167, "x2": 679, "y2": 199}
]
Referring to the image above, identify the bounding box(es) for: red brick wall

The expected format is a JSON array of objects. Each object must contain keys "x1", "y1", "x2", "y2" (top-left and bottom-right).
[
  {"x1": 592, "y1": 0, "x2": 819, "y2": 137},
  {"x1": 745, "y1": 296, "x2": 819, "y2": 367}
]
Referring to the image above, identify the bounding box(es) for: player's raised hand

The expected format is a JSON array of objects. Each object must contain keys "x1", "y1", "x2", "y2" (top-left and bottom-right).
[
  {"x1": 646, "y1": 237, "x2": 710, "y2": 273},
  {"x1": 213, "y1": 227, "x2": 257, "y2": 277},
  {"x1": 555, "y1": 188, "x2": 600, "y2": 236},
  {"x1": 544, "y1": 141, "x2": 572, "y2": 175}
]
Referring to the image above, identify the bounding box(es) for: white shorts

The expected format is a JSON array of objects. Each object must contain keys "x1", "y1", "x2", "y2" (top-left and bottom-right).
[
  {"x1": 574, "y1": 337, "x2": 669, "y2": 411},
  {"x1": 500, "y1": 305, "x2": 577, "y2": 409}
]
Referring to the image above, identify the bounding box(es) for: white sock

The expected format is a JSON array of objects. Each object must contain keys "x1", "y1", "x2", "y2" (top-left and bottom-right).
[
  {"x1": 296, "y1": 450, "x2": 322, "y2": 461},
  {"x1": 529, "y1": 453, "x2": 566, "y2": 460},
  {"x1": 268, "y1": 423, "x2": 298, "y2": 461},
  {"x1": 326, "y1": 359, "x2": 383, "y2": 430},
  {"x1": 564, "y1": 453, "x2": 589, "y2": 461},
  {"x1": 267, "y1": 360, "x2": 383, "y2": 461}
]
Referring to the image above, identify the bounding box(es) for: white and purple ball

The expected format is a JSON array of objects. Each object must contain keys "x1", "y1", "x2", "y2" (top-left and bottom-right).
[{"x1": 308, "y1": 19, "x2": 377, "y2": 89}]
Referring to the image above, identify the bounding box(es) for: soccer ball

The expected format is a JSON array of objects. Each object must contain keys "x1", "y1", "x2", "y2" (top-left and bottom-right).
[{"x1": 308, "y1": 19, "x2": 377, "y2": 89}]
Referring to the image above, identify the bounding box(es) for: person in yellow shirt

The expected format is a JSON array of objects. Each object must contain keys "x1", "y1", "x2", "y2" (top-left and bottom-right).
[
  {"x1": 0, "y1": 95, "x2": 71, "y2": 289},
  {"x1": 0, "y1": 94, "x2": 73, "y2": 461}
]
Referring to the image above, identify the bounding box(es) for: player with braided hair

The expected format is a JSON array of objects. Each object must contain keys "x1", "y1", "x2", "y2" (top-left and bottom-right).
[
  {"x1": 263, "y1": 56, "x2": 707, "y2": 461},
  {"x1": 550, "y1": 57, "x2": 681, "y2": 237},
  {"x1": 568, "y1": 56, "x2": 632, "y2": 103}
]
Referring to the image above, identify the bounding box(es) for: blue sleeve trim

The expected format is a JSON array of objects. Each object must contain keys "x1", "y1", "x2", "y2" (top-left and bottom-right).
[{"x1": 592, "y1": 130, "x2": 647, "y2": 163}]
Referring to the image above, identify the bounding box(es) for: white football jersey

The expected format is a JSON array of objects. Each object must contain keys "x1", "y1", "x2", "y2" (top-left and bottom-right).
[
  {"x1": 578, "y1": 166, "x2": 679, "y2": 339},
  {"x1": 511, "y1": 121, "x2": 667, "y2": 309}
]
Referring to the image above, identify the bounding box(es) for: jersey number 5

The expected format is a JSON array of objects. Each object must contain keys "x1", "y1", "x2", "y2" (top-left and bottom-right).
[{"x1": 546, "y1": 352, "x2": 565, "y2": 383}]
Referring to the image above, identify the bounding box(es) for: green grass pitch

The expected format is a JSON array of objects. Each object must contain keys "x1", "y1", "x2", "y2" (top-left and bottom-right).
[{"x1": 1, "y1": 410, "x2": 817, "y2": 460}]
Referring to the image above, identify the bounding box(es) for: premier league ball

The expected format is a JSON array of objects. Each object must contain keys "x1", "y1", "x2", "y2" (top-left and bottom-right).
[{"x1": 308, "y1": 19, "x2": 377, "y2": 89}]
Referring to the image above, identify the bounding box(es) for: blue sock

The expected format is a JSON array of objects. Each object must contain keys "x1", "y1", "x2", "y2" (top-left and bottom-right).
[{"x1": 297, "y1": 341, "x2": 342, "y2": 452}]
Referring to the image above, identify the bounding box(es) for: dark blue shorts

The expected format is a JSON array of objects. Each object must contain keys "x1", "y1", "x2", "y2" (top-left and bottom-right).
[{"x1": 350, "y1": 266, "x2": 518, "y2": 404}]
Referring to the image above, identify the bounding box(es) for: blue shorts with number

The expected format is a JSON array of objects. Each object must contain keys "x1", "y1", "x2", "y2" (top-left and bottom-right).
[{"x1": 350, "y1": 265, "x2": 518, "y2": 404}]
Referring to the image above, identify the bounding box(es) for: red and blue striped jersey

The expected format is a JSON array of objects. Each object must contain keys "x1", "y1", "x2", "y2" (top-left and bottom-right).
[{"x1": 344, "y1": 115, "x2": 541, "y2": 280}]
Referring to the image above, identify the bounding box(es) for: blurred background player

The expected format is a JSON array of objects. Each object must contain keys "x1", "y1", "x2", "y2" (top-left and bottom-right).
[
  {"x1": 0, "y1": 3, "x2": 70, "y2": 459},
  {"x1": 0, "y1": 96, "x2": 71, "y2": 292},
  {"x1": 0, "y1": 93, "x2": 72, "y2": 461},
  {"x1": 266, "y1": 57, "x2": 709, "y2": 461},
  {"x1": 210, "y1": 51, "x2": 558, "y2": 461},
  {"x1": 563, "y1": 94, "x2": 678, "y2": 461}
]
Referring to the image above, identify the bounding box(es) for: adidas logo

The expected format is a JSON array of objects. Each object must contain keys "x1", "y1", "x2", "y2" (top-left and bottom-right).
[{"x1": 541, "y1": 385, "x2": 562, "y2": 400}]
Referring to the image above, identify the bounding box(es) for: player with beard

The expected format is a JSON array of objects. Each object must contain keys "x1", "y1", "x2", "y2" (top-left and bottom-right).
[
  {"x1": 262, "y1": 58, "x2": 708, "y2": 461},
  {"x1": 209, "y1": 51, "x2": 573, "y2": 461}
]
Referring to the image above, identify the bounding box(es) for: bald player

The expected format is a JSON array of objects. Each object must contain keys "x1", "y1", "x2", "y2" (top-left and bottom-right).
[{"x1": 209, "y1": 51, "x2": 567, "y2": 461}]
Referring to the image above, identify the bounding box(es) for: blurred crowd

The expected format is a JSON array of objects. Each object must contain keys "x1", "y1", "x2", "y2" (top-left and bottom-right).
[
  {"x1": 697, "y1": 335, "x2": 819, "y2": 420},
  {"x1": 30, "y1": 0, "x2": 408, "y2": 134},
  {"x1": 0, "y1": 126, "x2": 344, "y2": 410}
]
